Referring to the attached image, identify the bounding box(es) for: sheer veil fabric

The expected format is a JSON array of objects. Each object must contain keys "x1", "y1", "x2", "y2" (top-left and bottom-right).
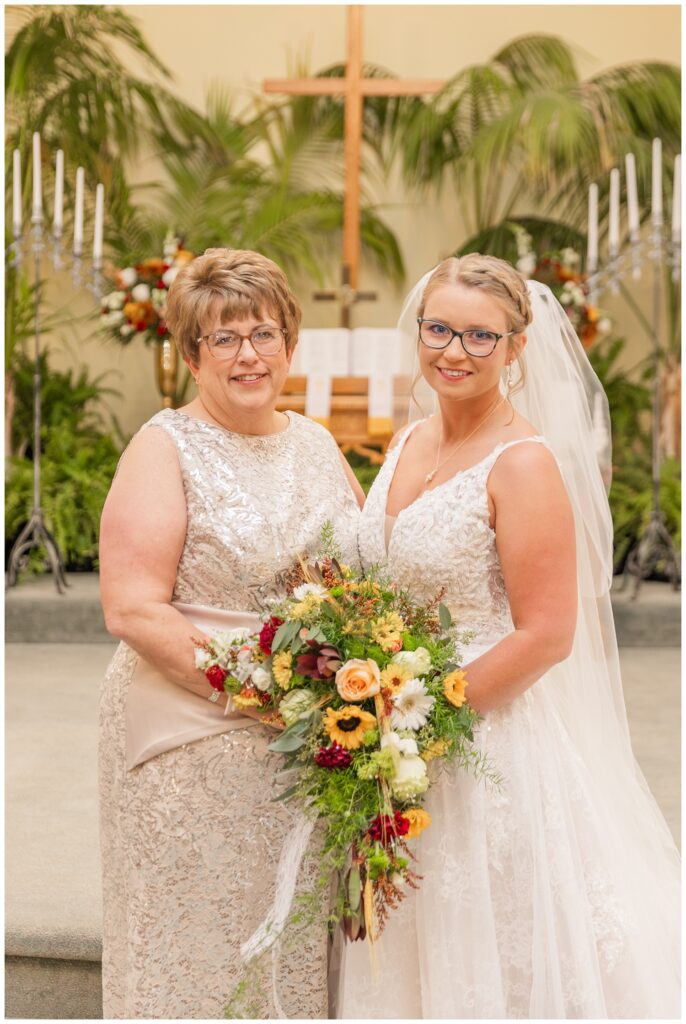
[{"x1": 335, "y1": 272, "x2": 680, "y2": 1019}]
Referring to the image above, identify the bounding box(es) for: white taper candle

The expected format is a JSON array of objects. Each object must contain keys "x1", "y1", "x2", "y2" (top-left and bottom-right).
[
  {"x1": 652, "y1": 138, "x2": 662, "y2": 226},
  {"x1": 32, "y1": 132, "x2": 42, "y2": 220},
  {"x1": 587, "y1": 183, "x2": 599, "y2": 273},
  {"x1": 93, "y1": 183, "x2": 104, "y2": 262},
  {"x1": 672, "y1": 155, "x2": 681, "y2": 243},
  {"x1": 73, "y1": 167, "x2": 85, "y2": 256},
  {"x1": 608, "y1": 168, "x2": 620, "y2": 258},
  {"x1": 12, "y1": 149, "x2": 22, "y2": 237},
  {"x1": 625, "y1": 153, "x2": 640, "y2": 241},
  {"x1": 53, "y1": 149, "x2": 64, "y2": 233}
]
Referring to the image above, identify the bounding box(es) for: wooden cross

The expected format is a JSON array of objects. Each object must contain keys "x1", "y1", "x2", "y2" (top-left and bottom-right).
[
  {"x1": 264, "y1": 5, "x2": 444, "y2": 324},
  {"x1": 312, "y1": 264, "x2": 376, "y2": 329}
]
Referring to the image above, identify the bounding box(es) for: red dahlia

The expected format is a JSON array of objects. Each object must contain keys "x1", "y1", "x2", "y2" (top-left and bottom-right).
[
  {"x1": 259, "y1": 616, "x2": 284, "y2": 655},
  {"x1": 206, "y1": 665, "x2": 228, "y2": 692},
  {"x1": 367, "y1": 811, "x2": 410, "y2": 845},
  {"x1": 315, "y1": 743, "x2": 353, "y2": 769}
]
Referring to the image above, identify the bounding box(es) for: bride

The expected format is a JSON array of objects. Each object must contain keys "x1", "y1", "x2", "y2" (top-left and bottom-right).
[{"x1": 336, "y1": 254, "x2": 680, "y2": 1018}]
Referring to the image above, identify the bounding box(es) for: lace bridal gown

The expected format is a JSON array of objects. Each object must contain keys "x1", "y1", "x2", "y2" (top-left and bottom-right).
[{"x1": 337, "y1": 426, "x2": 680, "y2": 1020}]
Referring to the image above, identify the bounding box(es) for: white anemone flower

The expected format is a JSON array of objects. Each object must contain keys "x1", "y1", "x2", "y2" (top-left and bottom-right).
[{"x1": 390, "y1": 678, "x2": 435, "y2": 731}]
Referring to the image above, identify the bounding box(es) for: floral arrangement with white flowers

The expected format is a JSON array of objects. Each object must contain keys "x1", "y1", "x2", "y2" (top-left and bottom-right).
[
  {"x1": 193, "y1": 526, "x2": 499, "y2": 946},
  {"x1": 512, "y1": 225, "x2": 613, "y2": 348},
  {"x1": 99, "y1": 232, "x2": 194, "y2": 346}
]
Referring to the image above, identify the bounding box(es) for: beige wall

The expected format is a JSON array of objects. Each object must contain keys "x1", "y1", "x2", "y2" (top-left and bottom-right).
[{"x1": 29, "y1": 4, "x2": 681, "y2": 435}]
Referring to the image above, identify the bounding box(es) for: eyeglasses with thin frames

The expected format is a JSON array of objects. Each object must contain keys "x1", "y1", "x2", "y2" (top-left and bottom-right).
[
  {"x1": 417, "y1": 318, "x2": 516, "y2": 357},
  {"x1": 197, "y1": 326, "x2": 286, "y2": 359}
]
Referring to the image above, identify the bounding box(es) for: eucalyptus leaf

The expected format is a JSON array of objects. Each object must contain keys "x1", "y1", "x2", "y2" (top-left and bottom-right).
[
  {"x1": 347, "y1": 867, "x2": 362, "y2": 912},
  {"x1": 438, "y1": 602, "x2": 452, "y2": 631},
  {"x1": 272, "y1": 620, "x2": 300, "y2": 653},
  {"x1": 268, "y1": 732, "x2": 307, "y2": 753},
  {"x1": 271, "y1": 783, "x2": 300, "y2": 803}
]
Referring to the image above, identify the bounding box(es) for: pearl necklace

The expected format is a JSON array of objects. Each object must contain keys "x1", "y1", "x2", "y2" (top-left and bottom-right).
[{"x1": 424, "y1": 396, "x2": 506, "y2": 486}]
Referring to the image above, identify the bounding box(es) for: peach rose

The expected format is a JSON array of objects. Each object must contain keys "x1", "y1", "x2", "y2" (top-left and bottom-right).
[{"x1": 335, "y1": 659, "x2": 381, "y2": 702}]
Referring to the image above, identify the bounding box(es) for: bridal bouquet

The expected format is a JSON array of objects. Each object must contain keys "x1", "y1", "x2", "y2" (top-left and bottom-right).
[{"x1": 194, "y1": 535, "x2": 495, "y2": 944}]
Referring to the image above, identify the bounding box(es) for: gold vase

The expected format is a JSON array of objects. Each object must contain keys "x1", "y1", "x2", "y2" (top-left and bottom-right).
[{"x1": 154, "y1": 338, "x2": 178, "y2": 409}]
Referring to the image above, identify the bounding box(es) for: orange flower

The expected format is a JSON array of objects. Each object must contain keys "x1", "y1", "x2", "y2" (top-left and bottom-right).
[
  {"x1": 336, "y1": 659, "x2": 381, "y2": 702},
  {"x1": 401, "y1": 807, "x2": 432, "y2": 839},
  {"x1": 136, "y1": 257, "x2": 167, "y2": 278},
  {"x1": 174, "y1": 249, "x2": 194, "y2": 266},
  {"x1": 443, "y1": 669, "x2": 468, "y2": 708},
  {"x1": 123, "y1": 300, "x2": 157, "y2": 328}
]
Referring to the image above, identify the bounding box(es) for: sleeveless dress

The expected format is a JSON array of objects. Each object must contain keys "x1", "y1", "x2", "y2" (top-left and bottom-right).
[
  {"x1": 337, "y1": 426, "x2": 680, "y2": 1019},
  {"x1": 99, "y1": 409, "x2": 360, "y2": 1019}
]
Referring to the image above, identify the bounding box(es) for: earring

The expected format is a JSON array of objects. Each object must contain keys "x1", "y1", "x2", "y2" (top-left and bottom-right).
[{"x1": 506, "y1": 363, "x2": 513, "y2": 389}]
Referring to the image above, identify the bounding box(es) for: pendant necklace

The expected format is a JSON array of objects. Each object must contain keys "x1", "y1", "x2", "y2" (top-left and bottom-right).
[{"x1": 424, "y1": 395, "x2": 506, "y2": 487}]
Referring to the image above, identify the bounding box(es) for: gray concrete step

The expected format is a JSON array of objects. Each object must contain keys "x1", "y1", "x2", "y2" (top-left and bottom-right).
[{"x1": 5, "y1": 572, "x2": 682, "y2": 645}]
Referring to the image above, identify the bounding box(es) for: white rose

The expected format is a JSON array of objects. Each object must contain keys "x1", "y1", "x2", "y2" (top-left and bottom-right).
[
  {"x1": 131, "y1": 283, "x2": 151, "y2": 302},
  {"x1": 391, "y1": 647, "x2": 432, "y2": 677},
  {"x1": 561, "y1": 247, "x2": 580, "y2": 267},
  {"x1": 106, "y1": 290, "x2": 126, "y2": 310},
  {"x1": 251, "y1": 666, "x2": 272, "y2": 692},
  {"x1": 102, "y1": 310, "x2": 125, "y2": 328},
  {"x1": 162, "y1": 266, "x2": 180, "y2": 287},
  {"x1": 120, "y1": 324, "x2": 135, "y2": 338},
  {"x1": 279, "y1": 688, "x2": 317, "y2": 726},
  {"x1": 118, "y1": 267, "x2": 137, "y2": 289},
  {"x1": 381, "y1": 731, "x2": 418, "y2": 756},
  {"x1": 516, "y1": 253, "x2": 537, "y2": 277},
  {"x1": 151, "y1": 288, "x2": 167, "y2": 310},
  {"x1": 390, "y1": 754, "x2": 429, "y2": 800},
  {"x1": 597, "y1": 317, "x2": 612, "y2": 335}
]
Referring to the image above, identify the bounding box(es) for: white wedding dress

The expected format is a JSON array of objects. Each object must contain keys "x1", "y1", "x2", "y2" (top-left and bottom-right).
[{"x1": 336, "y1": 425, "x2": 680, "y2": 1019}]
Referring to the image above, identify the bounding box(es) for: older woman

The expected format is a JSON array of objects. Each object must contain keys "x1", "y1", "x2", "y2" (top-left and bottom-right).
[{"x1": 98, "y1": 248, "x2": 363, "y2": 1019}]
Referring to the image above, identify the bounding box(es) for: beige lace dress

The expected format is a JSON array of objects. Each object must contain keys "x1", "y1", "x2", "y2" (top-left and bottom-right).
[{"x1": 99, "y1": 409, "x2": 360, "y2": 1019}]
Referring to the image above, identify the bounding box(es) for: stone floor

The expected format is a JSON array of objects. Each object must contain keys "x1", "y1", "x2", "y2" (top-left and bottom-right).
[{"x1": 4, "y1": 637, "x2": 681, "y2": 1017}]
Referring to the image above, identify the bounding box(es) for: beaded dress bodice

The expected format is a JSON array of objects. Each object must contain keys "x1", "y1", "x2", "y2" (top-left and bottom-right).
[
  {"x1": 142, "y1": 409, "x2": 360, "y2": 611},
  {"x1": 359, "y1": 422, "x2": 548, "y2": 646}
]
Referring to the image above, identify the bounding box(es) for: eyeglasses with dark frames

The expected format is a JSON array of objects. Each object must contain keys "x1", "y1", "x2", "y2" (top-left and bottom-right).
[
  {"x1": 197, "y1": 326, "x2": 286, "y2": 359},
  {"x1": 417, "y1": 318, "x2": 516, "y2": 358}
]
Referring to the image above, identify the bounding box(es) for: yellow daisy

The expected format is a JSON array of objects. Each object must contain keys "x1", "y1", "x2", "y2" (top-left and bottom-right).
[
  {"x1": 272, "y1": 651, "x2": 293, "y2": 690},
  {"x1": 379, "y1": 663, "x2": 413, "y2": 694},
  {"x1": 324, "y1": 706, "x2": 377, "y2": 750},
  {"x1": 233, "y1": 688, "x2": 262, "y2": 709},
  {"x1": 370, "y1": 611, "x2": 405, "y2": 652},
  {"x1": 443, "y1": 669, "x2": 468, "y2": 708},
  {"x1": 402, "y1": 807, "x2": 432, "y2": 839}
]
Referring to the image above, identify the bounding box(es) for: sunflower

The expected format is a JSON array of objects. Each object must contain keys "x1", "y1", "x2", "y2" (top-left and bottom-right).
[
  {"x1": 370, "y1": 611, "x2": 405, "y2": 652},
  {"x1": 443, "y1": 669, "x2": 468, "y2": 708},
  {"x1": 272, "y1": 651, "x2": 293, "y2": 689},
  {"x1": 380, "y1": 663, "x2": 413, "y2": 694},
  {"x1": 324, "y1": 706, "x2": 377, "y2": 750},
  {"x1": 402, "y1": 807, "x2": 432, "y2": 839}
]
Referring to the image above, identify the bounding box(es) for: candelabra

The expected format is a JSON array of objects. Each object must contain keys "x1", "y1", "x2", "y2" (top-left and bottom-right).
[
  {"x1": 586, "y1": 143, "x2": 681, "y2": 598},
  {"x1": 6, "y1": 135, "x2": 105, "y2": 593}
]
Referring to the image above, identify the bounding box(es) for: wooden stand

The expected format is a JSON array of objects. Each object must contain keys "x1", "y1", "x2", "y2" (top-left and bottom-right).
[{"x1": 276, "y1": 375, "x2": 410, "y2": 464}]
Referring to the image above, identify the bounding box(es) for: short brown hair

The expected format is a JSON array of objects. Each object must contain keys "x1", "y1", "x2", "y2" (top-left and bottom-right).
[{"x1": 166, "y1": 248, "x2": 302, "y2": 362}]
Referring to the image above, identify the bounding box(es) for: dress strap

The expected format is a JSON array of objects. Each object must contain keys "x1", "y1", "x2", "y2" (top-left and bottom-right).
[{"x1": 486, "y1": 436, "x2": 561, "y2": 479}]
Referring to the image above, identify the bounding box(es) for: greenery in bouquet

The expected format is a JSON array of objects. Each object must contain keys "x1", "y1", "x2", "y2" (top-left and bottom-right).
[
  {"x1": 99, "y1": 232, "x2": 194, "y2": 346},
  {"x1": 194, "y1": 528, "x2": 499, "y2": 947}
]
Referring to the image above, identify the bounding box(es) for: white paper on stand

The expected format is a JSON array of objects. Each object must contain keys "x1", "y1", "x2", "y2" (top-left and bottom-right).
[
  {"x1": 351, "y1": 328, "x2": 409, "y2": 433},
  {"x1": 292, "y1": 329, "x2": 351, "y2": 426}
]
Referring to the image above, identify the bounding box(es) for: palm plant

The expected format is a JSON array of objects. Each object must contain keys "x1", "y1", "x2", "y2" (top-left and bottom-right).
[{"x1": 398, "y1": 35, "x2": 680, "y2": 258}]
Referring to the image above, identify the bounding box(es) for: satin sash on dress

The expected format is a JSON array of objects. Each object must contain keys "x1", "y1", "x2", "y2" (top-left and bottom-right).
[{"x1": 125, "y1": 603, "x2": 262, "y2": 770}]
